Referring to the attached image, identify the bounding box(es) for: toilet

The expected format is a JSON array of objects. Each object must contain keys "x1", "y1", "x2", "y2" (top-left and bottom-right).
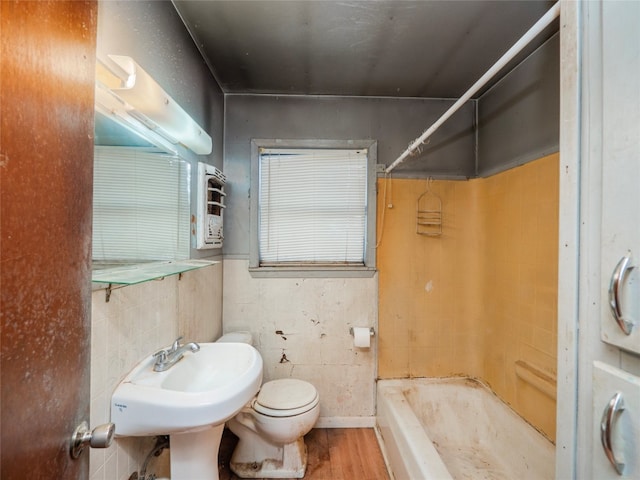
[{"x1": 217, "y1": 332, "x2": 320, "y2": 479}]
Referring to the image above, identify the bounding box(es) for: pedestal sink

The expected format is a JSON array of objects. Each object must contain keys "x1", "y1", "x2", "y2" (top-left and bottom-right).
[{"x1": 111, "y1": 342, "x2": 263, "y2": 479}]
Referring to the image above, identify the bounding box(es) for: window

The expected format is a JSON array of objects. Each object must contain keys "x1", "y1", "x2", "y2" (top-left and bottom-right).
[{"x1": 250, "y1": 139, "x2": 377, "y2": 277}]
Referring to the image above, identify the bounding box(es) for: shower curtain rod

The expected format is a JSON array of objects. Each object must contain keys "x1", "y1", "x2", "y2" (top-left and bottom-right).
[{"x1": 385, "y1": 1, "x2": 560, "y2": 174}]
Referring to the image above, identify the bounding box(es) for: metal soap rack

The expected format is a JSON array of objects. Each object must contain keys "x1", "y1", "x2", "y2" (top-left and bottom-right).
[{"x1": 416, "y1": 178, "x2": 442, "y2": 236}]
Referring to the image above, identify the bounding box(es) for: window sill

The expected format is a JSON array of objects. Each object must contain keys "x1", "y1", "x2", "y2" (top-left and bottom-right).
[{"x1": 248, "y1": 265, "x2": 376, "y2": 279}]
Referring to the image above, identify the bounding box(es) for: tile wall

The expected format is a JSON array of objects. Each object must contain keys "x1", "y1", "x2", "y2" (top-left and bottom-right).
[
  {"x1": 377, "y1": 153, "x2": 559, "y2": 439},
  {"x1": 481, "y1": 154, "x2": 559, "y2": 437},
  {"x1": 222, "y1": 259, "x2": 378, "y2": 425},
  {"x1": 377, "y1": 175, "x2": 484, "y2": 379},
  {"x1": 89, "y1": 263, "x2": 223, "y2": 480}
]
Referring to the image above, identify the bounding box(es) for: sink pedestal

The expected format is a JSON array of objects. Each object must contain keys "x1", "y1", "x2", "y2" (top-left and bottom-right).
[{"x1": 170, "y1": 424, "x2": 224, "y2": 480}]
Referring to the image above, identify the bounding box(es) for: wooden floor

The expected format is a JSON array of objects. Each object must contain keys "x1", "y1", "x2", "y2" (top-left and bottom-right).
[{"x1": 218, "y1": 428, "x2": 390, "y2": 480}]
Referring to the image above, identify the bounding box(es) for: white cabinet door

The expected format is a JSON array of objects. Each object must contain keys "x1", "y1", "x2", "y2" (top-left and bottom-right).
[
  {"x1": 600, "y1": 0, "x2": 640, "y2": 354},
  {"x1": 593, "y1": 362, "x2": 640, "y2": 479}
]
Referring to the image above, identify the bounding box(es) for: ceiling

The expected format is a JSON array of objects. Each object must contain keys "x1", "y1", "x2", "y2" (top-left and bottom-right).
[{"x1": 172, "y1": 0, "x2": 558, "y2": 99}]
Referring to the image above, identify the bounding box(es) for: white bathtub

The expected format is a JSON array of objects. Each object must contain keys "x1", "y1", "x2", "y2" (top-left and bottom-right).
[{"x1": 376, "y1": 377, "x2": 554, "y2": 480}]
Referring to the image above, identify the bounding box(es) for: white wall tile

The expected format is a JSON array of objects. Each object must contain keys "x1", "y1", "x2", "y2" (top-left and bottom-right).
[
  {"x1": 178, "y1": 262, "x2": 223, "y2": 342},
  {"x1": 222, "y1": 259, "x2": 377, "y2": 420},
  {"x1": 104, "y1": 449, "x2": 117, "y2": 480},
  {"x1": 90, "y1": 464, "x2": 104, "y2": 480}
]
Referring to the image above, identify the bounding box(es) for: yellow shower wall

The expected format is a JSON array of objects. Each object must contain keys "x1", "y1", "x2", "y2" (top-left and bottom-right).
[
  {"x1": 377, "y1": 177, "x2": 485, "y2": 380},
  {"x1": 377, "y1": 153, "x2": 559, "y2": 440}
]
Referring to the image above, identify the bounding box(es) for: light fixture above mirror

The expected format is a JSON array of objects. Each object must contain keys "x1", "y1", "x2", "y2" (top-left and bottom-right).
[{"x1": 95, "y1": 55, "x2": 212, "y2": 155}]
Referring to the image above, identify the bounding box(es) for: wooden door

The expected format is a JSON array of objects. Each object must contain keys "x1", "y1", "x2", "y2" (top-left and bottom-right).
[{"x1": 0, "y1": 1, "x2": 97, "y2": 478}]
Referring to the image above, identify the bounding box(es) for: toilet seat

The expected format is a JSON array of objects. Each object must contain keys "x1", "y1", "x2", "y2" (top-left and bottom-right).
[{"x1": 253, "y1": 379, "x2": 319, "y2": 417}]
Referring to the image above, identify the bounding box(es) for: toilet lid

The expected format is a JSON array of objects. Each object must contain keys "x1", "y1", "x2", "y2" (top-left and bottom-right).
[{"x1": 254, "y1": 379, "x2": 318, "y2": 412}]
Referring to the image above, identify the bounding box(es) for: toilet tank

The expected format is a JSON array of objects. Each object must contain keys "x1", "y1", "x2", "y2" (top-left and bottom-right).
[{"x1": 217, "y1": 331, "x2": 253, "y2": 345}]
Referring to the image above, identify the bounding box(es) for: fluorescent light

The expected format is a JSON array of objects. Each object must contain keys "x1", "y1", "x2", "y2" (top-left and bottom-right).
[{"x1": 95, "y1": 55, "x2": 212, "y2": 155}]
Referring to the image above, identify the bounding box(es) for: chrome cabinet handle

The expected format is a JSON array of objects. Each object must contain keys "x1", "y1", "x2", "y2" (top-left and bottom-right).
[
  {"x1": 608, "y1": 253, "x2": 635, "y2": 335},
  {"x1": 600, "y1": 392, "x2": 625, "y2": 475}
]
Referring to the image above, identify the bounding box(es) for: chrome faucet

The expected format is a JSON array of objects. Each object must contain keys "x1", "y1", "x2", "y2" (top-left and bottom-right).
[{"x1": 152, "y1": 336, "x2": 200, "y2": 372}]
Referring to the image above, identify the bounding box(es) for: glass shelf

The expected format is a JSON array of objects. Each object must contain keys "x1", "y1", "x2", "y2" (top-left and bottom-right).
[{"x1": 91, "y1": 259, "x2": 218, "y2": 285}]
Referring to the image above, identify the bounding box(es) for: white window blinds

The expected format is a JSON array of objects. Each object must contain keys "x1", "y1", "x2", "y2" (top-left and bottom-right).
[
  {"x1": 258, "y1": 148, "x2": 368, "y2": 265},
  {"x1": 93, "y1": 147, "x2": 191, "y2": 262}
]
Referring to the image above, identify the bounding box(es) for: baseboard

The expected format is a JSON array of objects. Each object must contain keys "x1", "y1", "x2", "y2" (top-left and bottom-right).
[{"x1": 314, "y1": 416, "x2": 376, "y2": 428}]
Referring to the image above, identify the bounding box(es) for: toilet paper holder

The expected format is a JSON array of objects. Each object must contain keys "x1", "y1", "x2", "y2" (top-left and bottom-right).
[{"x1": 349, "y1": 327, "x2": 375, "y2": 337}]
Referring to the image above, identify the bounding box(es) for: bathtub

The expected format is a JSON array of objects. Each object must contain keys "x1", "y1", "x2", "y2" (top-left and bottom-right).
[{"x1": 376, "y1": 377, "x2": 554, "y2": 480}]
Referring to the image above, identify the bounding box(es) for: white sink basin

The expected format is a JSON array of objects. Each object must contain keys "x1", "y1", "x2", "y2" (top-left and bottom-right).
[{"x1": 111, "y1": 342, "x2": 263, "y2": 436}]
